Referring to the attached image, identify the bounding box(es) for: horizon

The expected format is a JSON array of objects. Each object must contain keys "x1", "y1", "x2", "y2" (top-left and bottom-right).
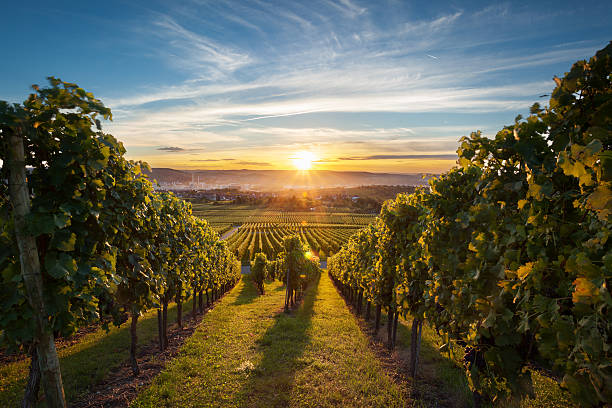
[
  {"x1": 147, "y1": 167, "x2": 432, "y2": 190},
  {"x1": 150, "y1": 167, "x2": 432, "y2": 175},
  {"x1": 1, "y1": 1, "x2": 610, "y2": 173}
]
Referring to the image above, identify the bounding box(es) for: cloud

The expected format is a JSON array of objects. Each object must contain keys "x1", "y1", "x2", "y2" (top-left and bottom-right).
[
  {"x1": 151, "y1": 14, "x2": 252, "y2": 77},
  {"x1": 95, "y1": 2, "x2": 603, "y2": 170},
  {"x1": 398, "y1": 11, "x2": 463, "y2": 36},
  {"x1": 234, "y1": 161, "x2": 272, "y2": 166},
  {"x1": 157, "y1": 146, "x2": 185, "y2": 152},
  {"x1": 339, "y1": 154, "x2": 457, "y2": 160},
  {"x1": 323, "y1": 0, "x2": 367, "y2": 19},
  {"x1": 473, "y1": 3, "x2": 509, "y2": 19},
  {"x1": 190, "y1": 158, "x2": 236, "y2": 162}
]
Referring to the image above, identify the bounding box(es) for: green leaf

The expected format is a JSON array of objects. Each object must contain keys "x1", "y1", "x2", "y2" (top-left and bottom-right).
[
  {"x1": 51, "y1": 231, "x2": 77, "y2": 252},
  {"x1": 54, "y1": 213, "x2": 71, "y2": 229},
  {"x1": 599, "y1": 151, "x2": 612, "y2": 181},
  {"x1": 45, "y1": 252, "x2": 77, "y2": 279},
  {"x1": 26, "y1": 214, "x2": 55, "y2": 235}
]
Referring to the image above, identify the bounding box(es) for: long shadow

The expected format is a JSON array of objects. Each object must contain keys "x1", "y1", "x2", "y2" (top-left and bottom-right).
[
  {"x1": 237, "y1": 278, "x2": 320, "y2": 407},
  {"x1": 232, "y1": 278, "x2": 260, "y2": 305},
  {"x1": 63, "y1": 283, "x2": 240, "y2": 406},
  {"x1": 0, "y1": 299, "x2": 193, "y2": 406},
  {"x1": 331, "y1": 280, "x2": 472, "y2": 407},
  {"x1": 2, "y1": 289, "x2": 242, "y2": 407},
  {"x1": 392, "y1": 316, "x2": 472, "y2": 407}
]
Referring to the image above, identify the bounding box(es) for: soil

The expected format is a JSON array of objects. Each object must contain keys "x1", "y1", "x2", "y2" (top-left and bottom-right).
[{"x1": 69, "y1": 296, "x2": 228, "y2": 408}]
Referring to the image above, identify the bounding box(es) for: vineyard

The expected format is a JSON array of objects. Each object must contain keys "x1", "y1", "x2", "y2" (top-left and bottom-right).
[
  {"x1": 0, "y1": 80, "x2": 241, "y2": 407},
  {"x1": 328, "y1": 44, "x2": 612, "y2": 407},
  {"x1": 192, "y1": 205, "x2": 375, "y2": 225},
  {"x1": 193, "y1": 206, "x2": 375, "y2": 262},
  {"x1": 224, "y1": 222, "x2": 361, "y2": 262}
]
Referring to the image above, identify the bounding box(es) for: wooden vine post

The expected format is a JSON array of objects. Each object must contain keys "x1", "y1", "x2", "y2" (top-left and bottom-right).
[
  {"x1": 284, "y1": 261, "x2": 291, "y2": 312},
  {"x1": 409, "y1": 318, "x2": 423, "y2": 378},
  {"x1": 5, "y1": 126, "x2": 67, "y2": 408}
]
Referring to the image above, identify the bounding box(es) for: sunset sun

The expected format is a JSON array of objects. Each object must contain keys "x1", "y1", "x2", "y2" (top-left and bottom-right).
[{"x1": 291, "y1": 151, "x2": 317, "y2": 171}]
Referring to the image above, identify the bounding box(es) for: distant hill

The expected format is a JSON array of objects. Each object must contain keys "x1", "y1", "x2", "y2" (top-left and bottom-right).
[{"x1": 145, "y1": 168, "x2": 431, "y2": 190}]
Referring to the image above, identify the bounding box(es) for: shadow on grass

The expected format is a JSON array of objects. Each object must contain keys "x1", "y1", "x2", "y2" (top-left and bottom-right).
[
  {"x1": 238, "y1": 279, "x2": 320, "y2": 407},
  {"x1": 331, "y1": 280, "x2": 471, "y2": 408},
  {"x1": 232, "y1": 278, "x2": 260, "y2": 305},
  {"x1": 0, "y1": 299, "x2": 192, "y2": 406},
  {"x1": 362, "y1": 308, "x2": 471, "y2": 407},
  {"x1": 59, "y1": 299, "x2": 190, "y2": 404},
  {"x1": 391, "y1": 316, "x2": 472, "y2": 408}
]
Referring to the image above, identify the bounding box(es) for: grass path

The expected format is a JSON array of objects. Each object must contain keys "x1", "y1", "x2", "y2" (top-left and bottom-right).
[
  {"x1": 132, "y1": 274, "x2": 407, "y2": 407},
  {"x1": 221, "y1": 225, "x2": 240, "y2": 240}
]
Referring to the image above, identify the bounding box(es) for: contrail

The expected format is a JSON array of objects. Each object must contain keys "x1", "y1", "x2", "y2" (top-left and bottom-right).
[{"x1": 426, "y1": 54, "x2": 439, "y2": 59}]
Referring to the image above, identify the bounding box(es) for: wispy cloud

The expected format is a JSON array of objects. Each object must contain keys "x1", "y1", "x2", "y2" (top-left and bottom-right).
[
  {"x1": 395, "y1": 11, "x2": 463, "y2": 37},
  {"x1": 107, "y1": 79, "x2": 549, "y2": 145},
  {"x1": 473, "y1": 3, "x2": 509, "y2": 19},
  {"x1": 235, "y1": 161, "x2": 272, "y2": 166},
  {"x1": 338, "y1": 154, "x2": 457, "y2": 161},
  {"x1": 152, "y1": 14, "x2": 252, "y2": 78},
  {"x1": 323, "y1": 0, "x2": 367, "y2": 19},
  {"x1": 92, "y1": 1, "x2": 605, "y2": 171},
  {"x1": 157, "y1": 146, "x2": 193, "y2": 152}
]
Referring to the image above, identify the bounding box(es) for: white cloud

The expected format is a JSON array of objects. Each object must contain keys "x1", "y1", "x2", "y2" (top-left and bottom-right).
[
  {"x1": 98, "y1": 2, "x2": 602, "y2": 162},
  {"x1": 152, "y1": 14, "x2": 253, "y2": 77}
]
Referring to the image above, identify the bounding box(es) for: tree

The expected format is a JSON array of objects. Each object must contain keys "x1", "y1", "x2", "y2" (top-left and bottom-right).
[
  {"x1": 0, "y1": 78, "x2": 122, "y2": 407},
  {"x1": 251, "y1": 252, "x2": 268, "y2": 294}
]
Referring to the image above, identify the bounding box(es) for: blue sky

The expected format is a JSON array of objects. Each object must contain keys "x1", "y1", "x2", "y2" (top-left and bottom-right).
[{"x1": 1, "y1": 0, "x2": 610, "y2": 172}]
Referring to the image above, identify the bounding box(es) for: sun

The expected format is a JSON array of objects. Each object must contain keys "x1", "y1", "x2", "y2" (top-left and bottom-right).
[{"x1": 291, "y1": 151, "x2": 317, "y2": 171}]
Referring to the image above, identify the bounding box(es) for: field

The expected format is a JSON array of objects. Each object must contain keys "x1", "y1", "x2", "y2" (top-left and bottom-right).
[{"x1": 193, "y1": 204, "x2": 375, "y2": 261}]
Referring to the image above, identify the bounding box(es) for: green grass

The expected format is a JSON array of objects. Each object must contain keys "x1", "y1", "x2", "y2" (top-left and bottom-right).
[
  {"x1": 0, "y1": 299, "x2": 191, "y2": 407},
  {"x1": 2, "y1": 276, "x2": 574, "y2": 408},
  {"x1": 392, "y1": 317, "x2": 473, "y2": 407},
  {"x1": 132, "y1": 274, "x2": 407, "y2": 407}
]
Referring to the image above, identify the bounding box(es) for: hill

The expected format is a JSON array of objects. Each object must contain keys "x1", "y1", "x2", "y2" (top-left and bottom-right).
[{"x1": 146, "y1": 168, "x2": 431, "y2": 190}]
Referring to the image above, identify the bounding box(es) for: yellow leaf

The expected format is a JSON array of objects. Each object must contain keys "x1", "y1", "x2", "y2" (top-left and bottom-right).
[
  {"x1": 517, "y1": 262, "x2": 534, "y2": 280},
  {"x1": 572, "y1": 277, "x2": 599, "y2": 304}
]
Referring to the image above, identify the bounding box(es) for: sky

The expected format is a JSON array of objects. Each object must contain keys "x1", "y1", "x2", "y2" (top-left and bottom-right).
[{"x1": 1, "y1": 0, "x2": 610, "y2": 173}]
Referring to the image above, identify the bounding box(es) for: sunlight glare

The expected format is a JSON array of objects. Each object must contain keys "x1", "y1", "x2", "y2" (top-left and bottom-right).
[{"x1": 291, "y1": 151, "x2": 317, "y2": 170}]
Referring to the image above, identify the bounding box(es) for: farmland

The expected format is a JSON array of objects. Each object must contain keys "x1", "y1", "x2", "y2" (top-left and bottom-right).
[{"x1": 193, "y1": 204, "x2": 375, "y2": 262}]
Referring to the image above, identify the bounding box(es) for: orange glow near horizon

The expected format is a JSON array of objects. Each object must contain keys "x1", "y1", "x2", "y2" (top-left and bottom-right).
[
  {"x1": 125, "y1": 146, "x2": 457, "y2": 174},
  {"x1": 290, "y1": 151, "x2": 317, "y2": 171}
]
